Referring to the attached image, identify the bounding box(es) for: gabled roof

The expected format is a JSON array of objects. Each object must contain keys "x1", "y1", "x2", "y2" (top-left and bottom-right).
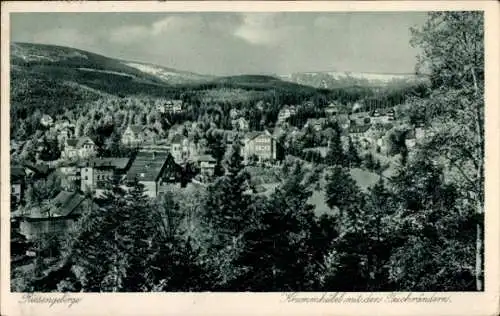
[
  {"x1": 21, "y1": 191, "x2": 87, "y2": 219},
  {"x1": 165, "y1": 99, "x2": 183, "y2": 105},
  {"x1": 245, "y1": 130, "x2": 276, "y2": 142},
  {"x1": 22, "y1": 162, "x2": 50, "y2": 176},
  {"x1": 11, "y1": 166, "x2": 25, "y2": 181},
  {"x1": 126, "y1": 150, "x2": 175, "y2": 182},
  {"x1": 51, "y1": 191, "x2": 86, "y2": 217},
  {"x1": 349, "y1": 124, "x2": 372, "y2": 134},
  {"x1": 406, "y1": 129, "x2": 416, "y2": 139},
  {"x1": 245, "y1": 131, "x2": 264, "y2": 141},
  {"x1": 87, "y1": 157, "x2": 132, "y2": 170},
  {"x1": 66, "y1": 137, "x2": 95, "y2": 149},
  {"x1": 171, "y1": 134, "x2": 185, "y2": 144},
  {"x1": 382, "y1": 123, "x2": 394, "y2": 130},
  {"x1": 197, "y1": 154, "x2": 216, "y2": 163}
]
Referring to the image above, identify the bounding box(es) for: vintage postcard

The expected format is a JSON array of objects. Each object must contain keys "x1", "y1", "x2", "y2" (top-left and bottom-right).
[{"x1": 1, "y1": 1, "x2": 499, "y2": 316}]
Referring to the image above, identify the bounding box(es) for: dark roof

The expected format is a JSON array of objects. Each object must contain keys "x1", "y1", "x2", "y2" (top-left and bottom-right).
[
  {"x1": 171, "y1": 134, "x2": 185, "y2": 144},
  {"x1": 349, "y1": 124, "x2": 372, "y2": 134},
  {"x1": 166, "y1": 100, "x2": 182, "y2": 105},
  {"x1": 11, "y1": 166, "x2": 25, "y2": 179},
  {"x1": 87, "y1": 157, "x2": 132, "y2": 170},
  {"x1": 22, "y1": 162, "x2": 50, "y2": 175},
  {"x1": 406, "y1": 129, "x2": 416, "y2": 139},
  {"x1": 126, "y1": 150, "x2": 173, "y2": 182},
  {"x1": 382, "y1": 123, "x2": 394, "y2": 130},
  {"x1": 197, "y1": 154, "x2": 216, "y2": 163},
  {"x1": 66, "y1": 137, "x2": 94, "y2": 149},
  {"x1": 51, "y1": 191, "x2": 86, "y2": 217},
  {"x1": 22, "y1": 191, "x2": 86, "y2": 218},
  {"x1": 66, "y1": 138, "x2": 78, "y2": 147},
  {"x1": 245, "y1": 130, "x2": 275, "y2": 141}
]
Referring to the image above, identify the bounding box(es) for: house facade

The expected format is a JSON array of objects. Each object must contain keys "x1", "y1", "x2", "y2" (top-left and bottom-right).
[
  {"x1": 197, "y1": 154, "x2": 217, "y2": 179},
  {"x1": 229, "y1": 108, "x2": 241, "y2": 119},
  {"x1": 58, "y1": 164, "x2": 82, "y2": 191},
  {"x1": 121, "y1": 125, "x2": 146, "y2": 146},
  {"x1": 126, "y1": 150, "x2": 181, "y2": 198},
  {"x1": 243, "y1": 130, "x2": 277, "y2": 163},
  {"x1": 62, "y1": 137, "x2": 96, "y2": 160},
  {"x1": 349, "y1": 124, "x2": 372, "y2": 141},
  {"x1": 11, "y1": 166, "x2": 25, "y2": 207},
  {"x1": 40, "y1": 114, "x2": 54, "y2": 127},
  {"x1": 277, "y1": 106, "x2": 297, "y2": 125},
  {"x1": 171, "y1": 134, "x2": 192, "y2": 163},
  {"x1": 158, "y1": 100, "x2": 183, "y2": 114},
  {"x1": 19, "y1": 191, "x2": 93, "y2": 240},
  {"x1": 80, "y1": 157, "x2": 133, "y2": 193},
  {"x1": 232, "y1": 117, "x2": 249, "y2": 132},
  {"x1": 305, "y1": 118, "x2": 327, "y2": 132}
]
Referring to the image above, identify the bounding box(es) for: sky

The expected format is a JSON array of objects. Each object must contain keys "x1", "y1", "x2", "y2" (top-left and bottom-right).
[{"x1": 10, "y1": 12, "x2": 428, "y2": 76}]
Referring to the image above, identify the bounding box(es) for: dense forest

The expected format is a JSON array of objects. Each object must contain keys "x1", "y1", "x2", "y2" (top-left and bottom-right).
[{"x1": 11, "y1": 12, "x2": 484, "y2": 292}]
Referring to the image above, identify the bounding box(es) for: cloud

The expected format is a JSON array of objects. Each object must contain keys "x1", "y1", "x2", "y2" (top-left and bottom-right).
[
  {"x1": 233, "y1": 13, "x2": 281, "y2": 45},
  {"x1": 110, "y1": 15, "x2": 204, "y2": 44},
  {"x1": 32, "y1": 28, "x2": 96, "y2": 47},
  {"x1": 313, "y1": 15, "x2": 346, "y2": 30},
  {"x1": 109, "y1": 25, "x2": 149, "y2": 44}
]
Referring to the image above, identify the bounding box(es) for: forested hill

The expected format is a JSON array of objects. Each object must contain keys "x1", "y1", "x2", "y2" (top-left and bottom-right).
[
  {"x1": 10, "y1": 42, "x2": 430, "y2": 138},
  {"x1": 10, "y1": 43, "x2": 320, "y2": 116}
]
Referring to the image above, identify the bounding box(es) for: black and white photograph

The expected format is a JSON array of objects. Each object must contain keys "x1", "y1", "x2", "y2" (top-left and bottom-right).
[{"x1": 3, "y1": 4, "x2": 494, "y2": 301}]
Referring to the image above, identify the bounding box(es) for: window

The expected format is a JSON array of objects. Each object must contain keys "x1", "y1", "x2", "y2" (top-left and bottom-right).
[{"x1": 84, "y1": 176, "x2": 88, "y2": 180}]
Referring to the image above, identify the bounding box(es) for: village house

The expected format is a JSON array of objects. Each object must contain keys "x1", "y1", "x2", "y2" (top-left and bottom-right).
[
  {"x1": 170, "y1": 134, "x2": 192, "y2": 163},
  {"x1": 405, "y1": 129, "x2": 417, "y2": 149},
  {"x1": 415, "y1": 121, "x2": 426, "y2": 140},
  {"x1": 18, "y1": 191, "x2": 94, "y2": 240},
  {"x1": 157, "y1": 100, "x2": 183, "y2": 114},
  {"x1": 22, "y1": 162, "x2": 51, "y2": 181},
  {"x1": 277, "y1": 105, "x2": 297, "y2": 125},
  {"x1": 196, "y1": 154, "x2": 217, "y2": 179},
  {"x1": 387, "y1": 108, "x2": 396, "y2": 121},
  {"x1": 80, "y1": 157, "x2": 133, "y2": 194},
  {"x1": 370, "y1": 108, "x2": 395, "y2": 124},
  {"x1": 349, "y1": 124, "x2": 372, "y2": 141},
  {"x1": 121, "y1": 125, "x2": 158, "y2": 147},
  {"x1": 11, "y1": 166, "x2": 26, "y2": 207},
  {"x1": 232, "y1": 117, "x2": 249, "y2": 132},
  {"x1": 243, "y1": 130, "x2": 277, "y2": 163},
  {"x1": 40, "y1": 114, "x2": 54, "y2": 127},
  {"x1": 62, "y1": 136, "x2": 96, "y2": 160},
  {"x1": 126, "y1": 150, "x2": 181, "y2": 198},
  {"x1": 304, "y1": 118, "x2": 328, "y2": 132},
  {"x1": 325, "y1": 103, "x2": 340, "y2": 116},
  {"x1": 229, "y1": 108, "x2": 241, "y2": 119},
  {"x1": 352, "y1": 102, "x2": 364, "y2": 113},
  {"x1": 58, "y1": 163, "x2": 82, "y2": 191}
]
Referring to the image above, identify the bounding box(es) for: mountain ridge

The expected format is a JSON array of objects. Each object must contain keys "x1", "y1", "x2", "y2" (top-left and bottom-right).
[{"x1": 11, "y1": 42, "x2": 429, "y2": 89}]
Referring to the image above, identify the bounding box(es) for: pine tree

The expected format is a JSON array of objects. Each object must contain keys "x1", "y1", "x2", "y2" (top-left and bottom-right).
[
  {"x1": 325, "y1": 166, "x2": 362, "y2": 214},
  {"x1": 205, "y1": 139, "x2": 251, "y2": 241},
  {"x1": 236, "y1": 161, "x2": 319, "y2": 291},
  {"x1": 345, "y1": 136, "x2": 361, "y2": 167},
  {"x1": 325, "y1": 121, "x2": 345, "y2": 166},
  {"x1": 60, "y1": 177, "x2": 160, "y2": 291}
]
